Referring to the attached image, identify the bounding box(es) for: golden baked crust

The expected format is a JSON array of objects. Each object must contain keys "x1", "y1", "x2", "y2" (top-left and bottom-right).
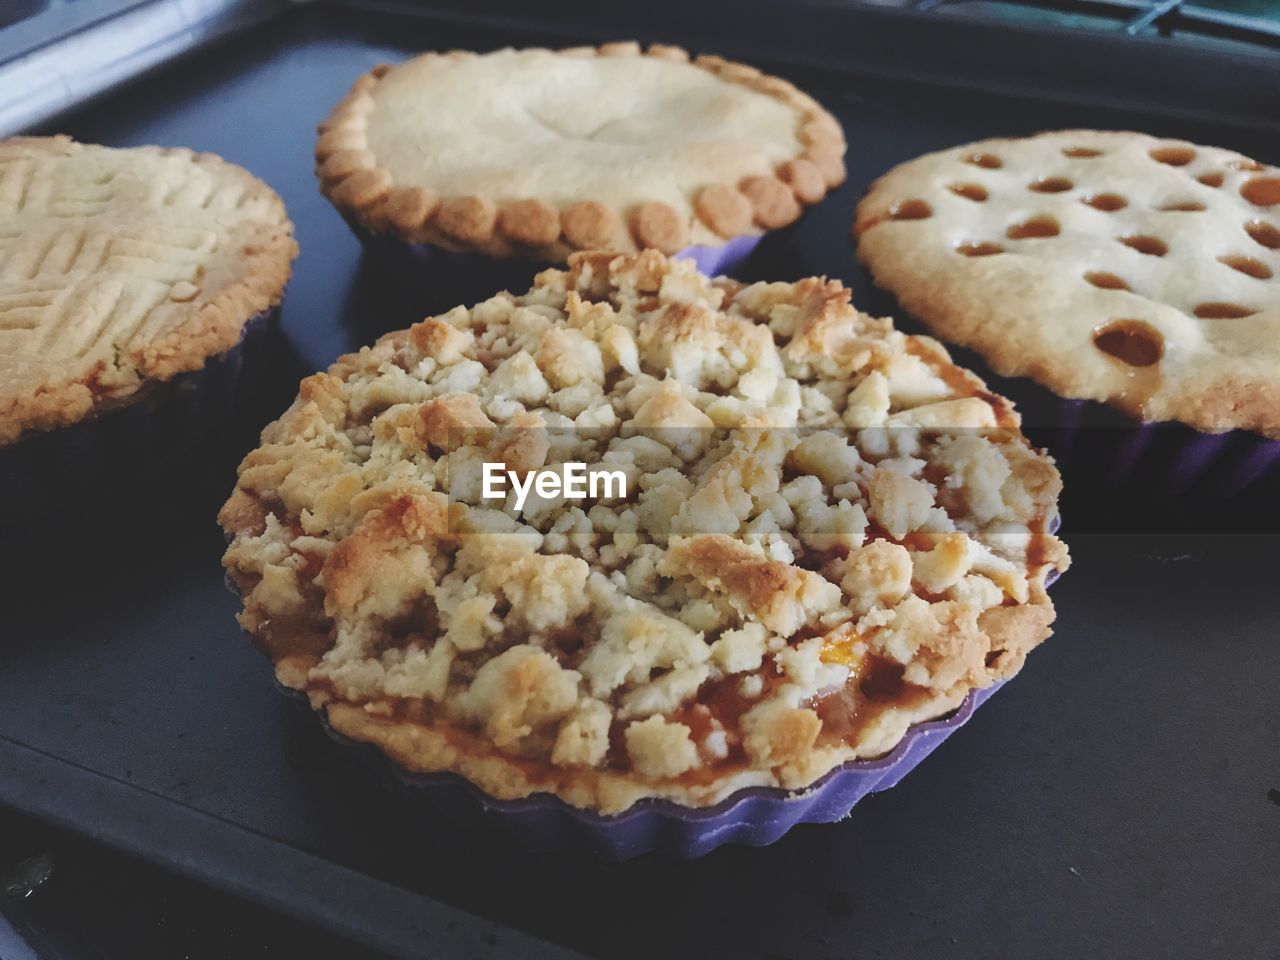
[
  {"x1": 0, "y1": 136, "x2": 297, "y2": 445},
  {"x1": 854, "y1": 129, "x2": 1280, "y2": 438},
  {"x1": 221, "y1": 251, "x2": 1067, "y2": 814},
  {"x1": 316, "y1": 44, "x2": 846, "y2": 259}
]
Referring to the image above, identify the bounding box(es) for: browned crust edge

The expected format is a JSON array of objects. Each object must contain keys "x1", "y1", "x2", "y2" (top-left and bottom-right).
[
  {"x1": 314, "y1": 43, "x2": 848, "y2": 260},
  {"x1": 1, "y1": 135, "x2": 298, "y2": 446}
]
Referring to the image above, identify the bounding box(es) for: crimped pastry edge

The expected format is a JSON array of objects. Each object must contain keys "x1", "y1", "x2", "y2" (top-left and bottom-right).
[{"x1": 315, "y1": 42, "x2": 847, "y2": 260}]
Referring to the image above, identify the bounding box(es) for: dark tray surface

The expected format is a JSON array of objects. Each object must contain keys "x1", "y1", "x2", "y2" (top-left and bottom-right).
[{"x1": 2, "y1": 5, "x2": 1279, "y2": 958}]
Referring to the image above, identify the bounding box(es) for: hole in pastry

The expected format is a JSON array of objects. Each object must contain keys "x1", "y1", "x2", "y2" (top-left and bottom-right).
[
  {"x1": 1149, "y1": 146, "x2": 1196, "y2": 166},
  {"x1": 948, "y1": 183, "x2": 988, "y2": 202},
  {"x1": 1157, "y1": 199, "x2": 1206, "y2": 212},
  {"x1": 964, "y1": 152, "x2": 1002, "y2": 169},
  {"x1": 1062, "y1": 146, "x2": 1102, "y2": 158},
  {"x1": 1093, "y1": 320, "x2": 1163, "y2": 367},
  {"x1": 1245, "y1": 219, "x2": 1280, "y2": 249},
  {"x1": 1218, "y1": 255, "x2": 1273, "y2": 280},
  {"x1": 1083, "y1": 193, "x2": 1128, "y2": 212},
  {"x1": 1119, "y1": 235, "x2": 1168, "y2": 257},
  {"x1": 890, "y1": 199, "x2": 933, "y2": 220},
  {"x1": 956, "y1": 240, "x2": 1005, "y2": 257},
  {"x1": 1084, "y1": 271, "x2": 1130, "y2": 291},
  {"x1": 1029, "y1": 176, "x2": 1073, "y2": 193},
  {"x1": 1006, "y1": 216, "x2": 1060, "y2": 240},
  {"x1": 1230, "y1": 158, "x2": 1265, "y2": 172},
  {"x1": 1197, "y1": 171, "x2": 1225, "y2": 188},
  {"x1": 1241, "y1": 177, "x2": 1280, "y2": 207},
  {"x1": 1193, "y1": 302, "x2": 1257, "y2": 319}
]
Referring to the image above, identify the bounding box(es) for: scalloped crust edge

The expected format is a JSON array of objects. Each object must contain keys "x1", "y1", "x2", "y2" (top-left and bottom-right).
[{"x1": 314, "y1": 42, "x2": 848, "y2": 260}]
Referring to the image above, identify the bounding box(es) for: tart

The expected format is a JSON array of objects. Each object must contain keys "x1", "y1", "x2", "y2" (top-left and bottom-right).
[
  {"x1": 855, "y1": 130, "x2": 1280, "y2": 438},
  {"x1": 221, "y1": 250, "x2": 1067, "y2": 819},
  {"x1": 0, "y1": 135, "x2": 296, "y2": 446},
  {"x1": 315, "y1": 42, "x2": 845, "y2": 289}
]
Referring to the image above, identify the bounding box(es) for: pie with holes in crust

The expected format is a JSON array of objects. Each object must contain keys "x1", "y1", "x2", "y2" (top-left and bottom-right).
[
  {"x1": 0, "y1": 136, "x2": 297, "y2": 445},
  {"x1": 220, "y1": 250, "x2": 1068, "y2": 814},
  {"x1": 315, "y1": 43, "x2": 846, "y2": 260},
  {"x1": 854, "y1": 129, "x2": 1280, "y2": 439}
]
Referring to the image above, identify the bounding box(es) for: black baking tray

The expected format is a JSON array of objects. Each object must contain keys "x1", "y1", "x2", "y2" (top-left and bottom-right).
[{"x1": 1, "y1": 2, "x2": 1278, "y2": 958}]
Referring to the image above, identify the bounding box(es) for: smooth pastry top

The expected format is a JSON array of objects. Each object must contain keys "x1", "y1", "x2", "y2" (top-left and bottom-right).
[
  {"x1": 316, "y1": 43, "x2": 846, "y2": 259},
  {"x1": 0, "y1": 136, "x2": 296, "y2": 445},
  {"x1": 221, "y1": 250, "x2": 1067, "y2": 814},
  {"x1": 855, "y1": 129, "x2": 1280, "y2": 438}
]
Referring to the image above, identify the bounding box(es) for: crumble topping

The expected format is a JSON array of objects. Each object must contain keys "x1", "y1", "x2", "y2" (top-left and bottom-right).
[{"x1": 221, "y1": 250, "x2": 1068, "y2": 812}]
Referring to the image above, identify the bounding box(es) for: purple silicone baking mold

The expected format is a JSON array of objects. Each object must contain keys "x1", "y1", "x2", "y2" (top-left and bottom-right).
[
  {"x1": 0, "y1": 307, "x2": 277, "y2": 524},
  {"x1": 667, "y1": 234, "x2": 761, "y2": 276},
  {"x1": 1038, "y1": 396, "x2": 1279, "y2": 497},
  {"x1": 337, "y1": 558, "x2": 1062, "y2": 859},
  {"x1": 321, "y1": 680, "x2": 1004, "y2": 861},
  {"x1": 343, "y1": 217, "x2": 761, "y2": 311},
  {"x1": 243, "y1": 526, "x2": 1063, "y2": 861}
]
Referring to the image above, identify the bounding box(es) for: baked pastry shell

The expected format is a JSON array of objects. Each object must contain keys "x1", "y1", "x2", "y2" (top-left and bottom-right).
[{"x1": 0, "y1": 307, "x2": 278, "y2": 524}]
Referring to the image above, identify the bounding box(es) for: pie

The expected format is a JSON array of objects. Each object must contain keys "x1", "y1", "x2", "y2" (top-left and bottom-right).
[
  {"x1": 0, "y1": 136, "x2": 297, "y2": 445},
  {"x1": 220, "y1": 250, "x2": 1068, "y2": 814},
  {"x1": 316, "y1": 43, "x2": 846, "y2": 260},
  {"x1": 854, "y1": 129, "x2": 1280, "y2": 438}
]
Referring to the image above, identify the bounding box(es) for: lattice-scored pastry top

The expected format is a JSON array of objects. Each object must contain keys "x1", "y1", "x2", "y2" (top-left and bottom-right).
[
  {"x1": 0, "y1": 136, "x2": 297, "y2": 445},
  {"x1": 316, "y1": 43, "x2": 846, "y2": 260},
  {"x1": 855, "y1": 129, "x2": 1280, "y2": 438},
  {"x1": 220, "y1": 250, "x2": 1067, "y2": 813}
]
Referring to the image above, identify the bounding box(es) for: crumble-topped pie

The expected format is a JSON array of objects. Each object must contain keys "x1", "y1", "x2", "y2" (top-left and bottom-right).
[
  {"x1": 221, "y1": 251, "x2": 1067, "y2": 814},
  {"x1": 855, "y1": 129, "x2": 1280, "y2": 438},
  {"x1": 316, "y1": 43, "x2": 846, "y2": 260},
  {"x1": 0, "y1": 136, "x2": 296, "y2": 445}
]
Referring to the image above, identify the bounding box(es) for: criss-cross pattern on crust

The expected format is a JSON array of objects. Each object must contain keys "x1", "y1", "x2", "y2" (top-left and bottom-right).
[{"x1": 0, "y1": 136, "x2": 296, "y2": 444}]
